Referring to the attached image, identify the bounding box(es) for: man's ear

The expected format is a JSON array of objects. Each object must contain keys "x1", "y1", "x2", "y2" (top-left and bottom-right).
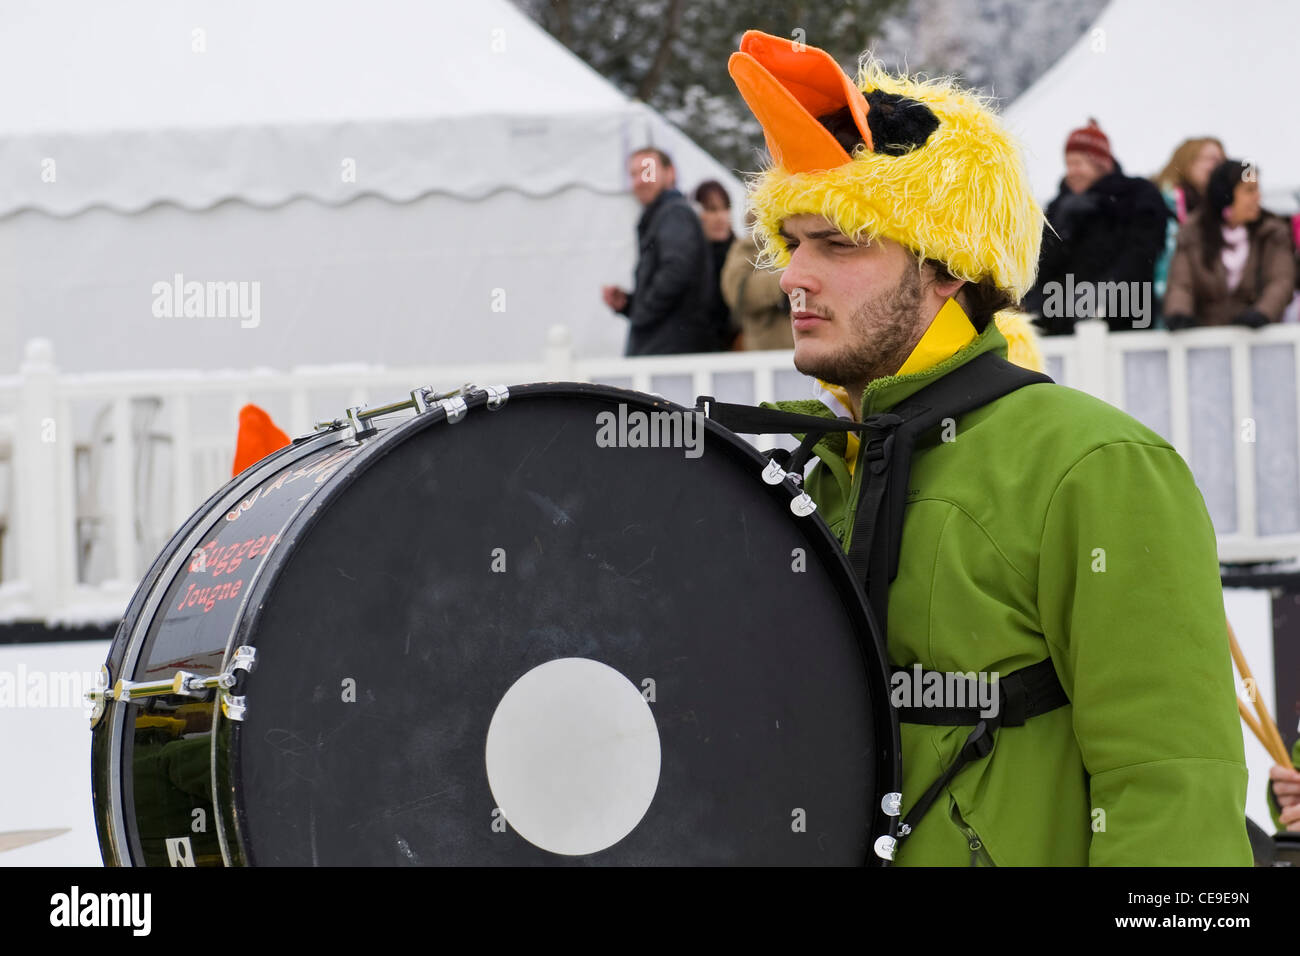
[
  {"x1": 923, "y1": 264, "x2": 964, "y2": 300},
  {"x1": 936, "y1": 277, "x2": 965, "y2": 300}
]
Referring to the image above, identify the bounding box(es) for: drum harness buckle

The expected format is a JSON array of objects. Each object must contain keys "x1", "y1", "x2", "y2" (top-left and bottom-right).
[{"x1": 87, "y1": 645, "x2": 258, "y2": 727}]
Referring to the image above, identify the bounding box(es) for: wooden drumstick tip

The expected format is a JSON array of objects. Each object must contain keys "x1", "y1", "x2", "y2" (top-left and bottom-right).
[
  {"x1": 1227, "y1": 617, "x2": 1291, "y2": 765},
  {"x1": 1238, "y1": 696, "x2": 1289, "y2": 765}
]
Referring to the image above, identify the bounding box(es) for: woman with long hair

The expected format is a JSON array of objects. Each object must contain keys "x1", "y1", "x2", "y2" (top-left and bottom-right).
[
  {"x1": 1152, "y1": 137, "x2": 1225, "y2": 309},
  {"x1": 1155, "y1": 138, "x2": 1225, "y2": 221},
  {"x1": 1164, "y1": 159, "x2": 1296, "y2": 328}
]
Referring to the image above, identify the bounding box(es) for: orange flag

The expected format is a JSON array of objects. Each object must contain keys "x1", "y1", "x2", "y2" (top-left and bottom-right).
[{"x1": 232, "y1": 403, "x2": 290, "y2": 477}]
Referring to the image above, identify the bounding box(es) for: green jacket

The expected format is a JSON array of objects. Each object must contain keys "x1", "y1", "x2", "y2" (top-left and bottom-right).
[{"x1": 766, "y1": 321, "x2": 1252, "y2": 866}]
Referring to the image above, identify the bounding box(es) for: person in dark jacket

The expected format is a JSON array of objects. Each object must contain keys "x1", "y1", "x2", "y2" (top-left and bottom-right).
[
  {"x1": 694, "y1": 180, "x2": 740, "y2": 349},
  {"x1": 1022, "y1": 119, "x2": 1169, "y2": 334},
  {"x1": 1164, "y1": 160, "x2": 1297, "y2": 329},
  {"x1": 600, "y1": 148, "x2": 721, "y2": 355}
]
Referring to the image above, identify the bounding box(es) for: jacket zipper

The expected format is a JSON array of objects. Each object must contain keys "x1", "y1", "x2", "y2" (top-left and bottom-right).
[{"x1": 951, "y1": 805, "x2": 997, "y2": 867}]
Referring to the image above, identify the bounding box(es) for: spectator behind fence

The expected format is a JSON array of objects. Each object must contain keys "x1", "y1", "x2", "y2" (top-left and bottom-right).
[
  {"x1": 1292, "y1": 215, "x2": 1300, "y2": 322},
  {"x1": 600, "y1": 147, "x2": 721, "y2": 355},
  {"x1": 1022, "y1": 118, "x2": 1169, "y2": 334},
  {"x1": 1152, "y1": 137, "x2": 1226, "y2": 303},
  {"x1": 719, "y1": 211, "x2": 793, "y2": 350},
  {"x1": 693, "y1": 180, "x2": 740, "y2": 349},
  {"x1": 1164, "y1": 160, "x2": 1296, "y2": 330}
]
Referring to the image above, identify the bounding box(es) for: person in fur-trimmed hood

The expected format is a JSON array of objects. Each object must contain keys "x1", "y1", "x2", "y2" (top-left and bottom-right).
[{"x1": 730, "y1": 30, "x2": 1251, "y2": 866}]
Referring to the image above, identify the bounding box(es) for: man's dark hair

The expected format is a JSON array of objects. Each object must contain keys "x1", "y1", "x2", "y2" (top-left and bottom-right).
[
  {"x1": 629, "y1": 146, "x2": 673, "y2": 169},
  {"x1": 922, "y1": 259, "x2": 1016, "y2": 333},
  {"x1": 817, "y1": 91, "x2": 939, "y2": 157}
]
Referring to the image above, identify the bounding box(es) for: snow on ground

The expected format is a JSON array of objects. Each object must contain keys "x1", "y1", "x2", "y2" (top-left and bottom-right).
[
  {"x1": 1, "y1": 640, "x2": 108, "y2": 866},
  {"x1": 0, "y1": 589, "x2": 1284, "y2": 866}
]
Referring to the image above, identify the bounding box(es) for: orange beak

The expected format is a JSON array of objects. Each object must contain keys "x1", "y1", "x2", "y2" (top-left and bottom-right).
[{"x1": 727, "y1": 30, "x2": 873, "y2": 173}]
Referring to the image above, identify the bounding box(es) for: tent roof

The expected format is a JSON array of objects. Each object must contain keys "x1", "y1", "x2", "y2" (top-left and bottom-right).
[
  {"x1": 1003, "y1": 0, "x2": 1300, "y2": 213},
  {"x1": 0, "y1": 0, "x2": 740, "y2": 216}
]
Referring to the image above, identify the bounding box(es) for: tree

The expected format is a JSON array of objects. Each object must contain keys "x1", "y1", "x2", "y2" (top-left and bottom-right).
[{"x1": 512, "y1": 0, "x2": 909, "y2": 174}]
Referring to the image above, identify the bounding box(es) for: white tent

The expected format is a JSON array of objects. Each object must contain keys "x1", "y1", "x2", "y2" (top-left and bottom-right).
[
  {"x1": 1004, "y1": 0, "x2": 1300, "y2": 214},
  {"x1": 0, "y1": 0, "x2": 746, "y2": 373}
]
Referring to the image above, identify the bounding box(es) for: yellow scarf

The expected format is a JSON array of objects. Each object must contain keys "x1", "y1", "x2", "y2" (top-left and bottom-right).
[{"x1": 821, "y1": 297, "x2": 977, "y2": 478}]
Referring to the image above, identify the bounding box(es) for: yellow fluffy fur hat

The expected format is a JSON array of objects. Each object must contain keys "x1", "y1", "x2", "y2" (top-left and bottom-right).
[{"x1": 728, "y1": 31, "x2": 1044, "y2": 319}]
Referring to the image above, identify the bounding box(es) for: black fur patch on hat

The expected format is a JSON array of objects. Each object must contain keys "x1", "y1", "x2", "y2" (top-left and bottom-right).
[{"x1": 818, "y1": 91, "x2": 939, "y2": 157}]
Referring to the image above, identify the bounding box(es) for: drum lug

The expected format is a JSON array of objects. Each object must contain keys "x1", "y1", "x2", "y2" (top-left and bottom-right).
[
  {"x1": 873, "y1": 834, "x2": 898, "y2": 861},
  {"x1": 479, "y1": 384, "x2": 509, "y2": 409},
  {"x1": 789, "y1": 492, "x2": 817, "y2": 517},
  {"x1": 219, "y1": 646, "x2": 257, "y2": 722},
  {"x1": 222, "y1": 694, "x2": 249, "y2": 722},
  {"x1": 86, "y1": 665, "x2": 111, "y2": 728},
  {"x1": 763, "y1": 461, "x2": 810, "y2": 512},
  {"x1": 881, "y1": 791, "x2": 902, "y2": 816},
  {"x1": 346, "y1": 405, "x2": 378, "y2": 440},
  {"x1": 439, "y1": 395, "x2": 468, "y2": 423}
]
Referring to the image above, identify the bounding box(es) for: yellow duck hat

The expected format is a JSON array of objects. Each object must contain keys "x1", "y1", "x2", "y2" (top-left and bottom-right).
[{"x1": 728, "y1": 30, "x2": 1044, "y2": 303}]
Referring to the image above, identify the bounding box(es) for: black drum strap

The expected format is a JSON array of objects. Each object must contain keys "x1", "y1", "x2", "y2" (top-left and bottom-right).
[
  {"x1": 890, "y1": 659, "x2": 1070, "y2": 844},
  {"x1": 891, "y1": 658, "x2": 1070, "y2": 728},
  {"x1": 842, "y1": 352, "x2": 1053, "y2": 633}
]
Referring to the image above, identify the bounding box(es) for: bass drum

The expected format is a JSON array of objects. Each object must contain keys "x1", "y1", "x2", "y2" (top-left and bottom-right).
[{"x1": 91, "y1": 383, "x2": 900, "y2": 865}]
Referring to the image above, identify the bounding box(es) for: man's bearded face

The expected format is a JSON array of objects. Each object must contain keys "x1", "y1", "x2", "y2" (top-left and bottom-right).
[{"x1": 776, "y1": 214, "x2": 930, "y2": 399}]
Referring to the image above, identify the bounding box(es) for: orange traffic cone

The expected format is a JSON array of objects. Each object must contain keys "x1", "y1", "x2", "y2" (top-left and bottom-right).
[{"x1": 232, "y1": 403, "x2": 290, "y2": 477}]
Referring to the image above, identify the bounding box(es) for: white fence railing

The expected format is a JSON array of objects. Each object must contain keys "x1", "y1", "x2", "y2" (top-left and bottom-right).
[{"x1": 1, "y1": 319, "x2": 1298, "y2": 624}]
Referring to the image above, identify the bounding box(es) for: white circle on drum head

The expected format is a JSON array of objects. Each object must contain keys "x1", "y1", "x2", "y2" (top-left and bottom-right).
[{"x1": 485, "y1": 657, "x2": 661, "y2": 856}]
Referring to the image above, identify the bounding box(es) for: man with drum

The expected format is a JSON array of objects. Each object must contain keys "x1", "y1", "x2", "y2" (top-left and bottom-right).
[{"x1": 730, "y1": 31, "x2": 1251, "y2": 865}]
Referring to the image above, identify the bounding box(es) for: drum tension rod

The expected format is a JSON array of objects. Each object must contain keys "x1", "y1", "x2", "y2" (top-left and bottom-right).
[
  {"x1": 86, "y1": 646, "x2": 258, "y2": 727},
  {"x1": 311, "y1": 383, "x2": 510, "y2": 439}
]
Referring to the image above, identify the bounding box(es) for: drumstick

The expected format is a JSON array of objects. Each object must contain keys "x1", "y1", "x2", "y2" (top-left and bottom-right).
[
  {"x1": 1228, "y1": 619, "x2": 1289, "y2": 761},
  {"x1": 1226, "y1": 618, "x2": 1290, "y2": 764},
  {"x1": 1238, "y1": 696, "x2": 1290, "y2": 765}
]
